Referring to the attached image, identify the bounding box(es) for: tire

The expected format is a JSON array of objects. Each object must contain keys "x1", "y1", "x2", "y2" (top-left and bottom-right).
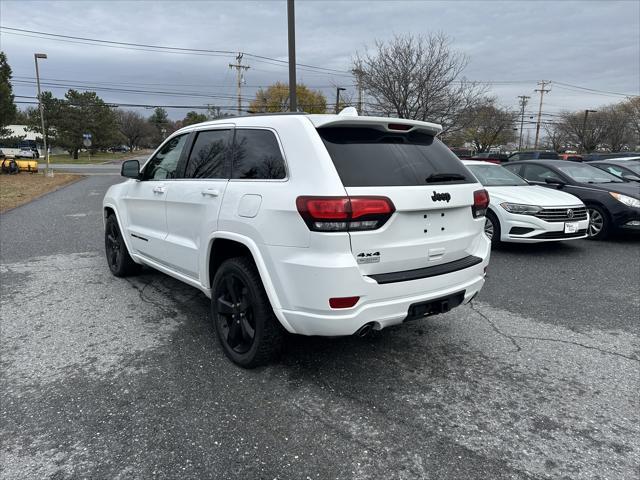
[
  {"x1": 586, "y1": 205, "x2": 610, "y2": 240},
  {"x1": 105, "y1": 214, "x2": 141, "y2": 277},
  {"x1": 211, "y1": 257, "x2": 284, "y2": 368},
  {"x1": 484, "y1": 210, "x2": 502, "y2": 245}
]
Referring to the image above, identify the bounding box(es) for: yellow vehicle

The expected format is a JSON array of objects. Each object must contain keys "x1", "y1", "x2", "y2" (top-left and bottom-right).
[
  {"x1": 1, "y1": 158, "x2": 38, "y2": 174},
  {"x1": 15, "y1": 158, "x2": 39, "y2": 173}
]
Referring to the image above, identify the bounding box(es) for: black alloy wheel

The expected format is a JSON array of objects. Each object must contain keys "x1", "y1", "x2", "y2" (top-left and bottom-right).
[
  {"x1": 215, "y1": 273, "x2": 256, "y2": 354},
  {"x1": 104, "y1": 215, "x2": 140, "y2": 277},
  {"x1": 211, "y1": 257, "x2": 284, "y2": 368}
]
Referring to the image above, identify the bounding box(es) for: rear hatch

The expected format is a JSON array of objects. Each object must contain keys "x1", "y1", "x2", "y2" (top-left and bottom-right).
[{"x1": 317, "y1": 125, "x2": 484, "y2": 276}]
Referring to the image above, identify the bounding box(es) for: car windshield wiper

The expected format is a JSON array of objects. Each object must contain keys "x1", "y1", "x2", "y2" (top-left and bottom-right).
[{"x1": 426, "y1": 173, "x2": 466, "y2": 183}]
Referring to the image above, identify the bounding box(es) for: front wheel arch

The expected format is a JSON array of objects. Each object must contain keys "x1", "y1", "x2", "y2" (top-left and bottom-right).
[{"x1": 585, "y1": 203, "x2": 611, "y2": 239}]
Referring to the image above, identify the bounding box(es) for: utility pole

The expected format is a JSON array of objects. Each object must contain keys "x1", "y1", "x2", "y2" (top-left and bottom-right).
[
  {"x1": 533, "y1": 80, "x2": 551, "y2": 149},
  {"x1": 335, "y1": 87, "x2": 346, "y2": 114},
  {"x1": 287, "y1": 0, "x2": 297, "y2": 112},
  {"x1": 229, "y1": 53, "x2": 250, "y2": 114},
  {"x1": 34, "y1": 53, "x2": 51, "y2": 176},
  {"x1": 353, "y1": 68, "x2": 364, "y2": 113},
  {"x1": 581, "y1": 109, "x2": 597, "y2": 153},
  {"x1": 517, "y1": 95, "x2": 530, "y2": 151}
]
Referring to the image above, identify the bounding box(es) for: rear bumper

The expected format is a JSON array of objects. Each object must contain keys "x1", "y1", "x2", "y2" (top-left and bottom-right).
[
  {"x1": 266, "y1": 235, "x2": 490, "y2": 336},
  {"x1": 278, "y1": 272, "x2": 486, "y2": 336}
]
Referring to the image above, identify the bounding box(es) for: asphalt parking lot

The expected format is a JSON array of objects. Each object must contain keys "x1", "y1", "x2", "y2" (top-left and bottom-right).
[{"x1": 1, "y1": 175, "x2": 639, "y2": 479}]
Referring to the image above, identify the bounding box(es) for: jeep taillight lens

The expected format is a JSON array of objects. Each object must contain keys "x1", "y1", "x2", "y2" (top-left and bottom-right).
[
  {"x1": 472, "y1": 189, "x2": 490, "y2": 218},
  {"x1": 296, "y1": 196, "x2": 395, "y2": 232}
]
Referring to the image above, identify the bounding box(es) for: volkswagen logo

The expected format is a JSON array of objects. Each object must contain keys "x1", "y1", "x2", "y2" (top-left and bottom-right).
[{"x1": 567, "y1": 209, "x2": 574, "y2": 219}]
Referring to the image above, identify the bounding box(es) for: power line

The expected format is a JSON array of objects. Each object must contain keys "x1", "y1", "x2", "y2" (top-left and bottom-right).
[
  {"x1": 13, "y1": 75, "x2": 354, "y2": 89},
  {"x1": 553, "y1": 81, "x2": 637, "y2": 97},
  {"x1": 0, "y1": 26, "x2": 352, "y2": 76}
]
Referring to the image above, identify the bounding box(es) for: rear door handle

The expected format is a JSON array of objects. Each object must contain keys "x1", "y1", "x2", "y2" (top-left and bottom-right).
[
  {"x1": 201, "y1": 188, "x2": 220, "y2": 197},
  {"x1": 152, "y1": 185, "x2": 166, "y2": 194}
]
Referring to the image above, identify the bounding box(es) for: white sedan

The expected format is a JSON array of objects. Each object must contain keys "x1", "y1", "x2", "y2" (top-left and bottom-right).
[{"x1": 463, "y1": 160, "x2": 589, "y2": 243}]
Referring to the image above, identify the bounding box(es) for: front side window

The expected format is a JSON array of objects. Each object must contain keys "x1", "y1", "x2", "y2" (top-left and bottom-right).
[
  {"x1": 143, "y1": 134, "x2": 188, "y2": 180},
  {"x1": 523, "y1": 164, "x2": 563, "y2": 183},
  {"x1": 185, "y1": 129, "x2": 231, "y2": 179},
  {"x1": 232, "y1": 129, "x2": 286, "y2": 180}
]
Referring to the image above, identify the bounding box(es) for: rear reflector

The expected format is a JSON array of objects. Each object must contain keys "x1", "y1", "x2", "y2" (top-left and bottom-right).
[
  {"x1": 296, "y1": 196, "x2": 395, "y2": 232},
  {"x1": 329, "y1": 296, "x2": 360, "y2": 308},
  {"x1": 472, "y1": 189, "x2": 490, "y2": 218}
]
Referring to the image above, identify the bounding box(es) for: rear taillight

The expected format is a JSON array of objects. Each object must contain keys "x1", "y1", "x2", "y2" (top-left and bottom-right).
[
  {"x1": 296, "y1": 196, "x2": 395, "y2": 232},
  {"x1": 472, "y1": 189, "x2": 490, "y2": 218}
]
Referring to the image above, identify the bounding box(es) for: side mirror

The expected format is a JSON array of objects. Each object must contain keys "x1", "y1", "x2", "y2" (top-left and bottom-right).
[
  {"x1": 121, "y1": 160, "x2": 140, "y2": 179},
  {"x1": 545, "y1": 177, "x2": 566, "y2": 187}
]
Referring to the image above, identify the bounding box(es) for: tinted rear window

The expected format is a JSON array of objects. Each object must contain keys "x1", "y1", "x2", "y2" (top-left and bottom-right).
[
  {"x1": 318, "y1": 127, "x2": 472, "y2": 187},
  {"x1": 232, "y1": 129, "x2": 286, "y2": 180}
]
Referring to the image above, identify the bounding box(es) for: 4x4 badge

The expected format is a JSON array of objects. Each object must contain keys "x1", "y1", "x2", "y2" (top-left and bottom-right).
[{"x1": 431, "y1": 191, "x2": 451, "y2": 202}]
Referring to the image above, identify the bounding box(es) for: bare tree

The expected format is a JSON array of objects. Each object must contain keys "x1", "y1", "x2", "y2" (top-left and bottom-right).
[
  {"x1": 557, "y1": 110, "x2": 609, "y2": 153},
  {"x1": 117, "y1": 110, "x2": 151, "y2": 151},
  {"x1": 621, "y1": 97, "x2": 640, "y2": 148},
  {"x1": 600, "y1": 104, "x2": 632, "y2": 152},
  {"x1": 462, "y1": 99, "x2": 517, "y2": 152},
  {"x1": 354, "y1": 33, "x2": 487, "y2": 134},
  {"x1": 543, "y1": 122, "x2": 567, "y2": 152}
]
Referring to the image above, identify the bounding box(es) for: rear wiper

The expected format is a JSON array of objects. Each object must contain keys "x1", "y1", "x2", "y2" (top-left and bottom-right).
[{"x1": 426, "y1": 173, "x2": 466, "y2": 183}]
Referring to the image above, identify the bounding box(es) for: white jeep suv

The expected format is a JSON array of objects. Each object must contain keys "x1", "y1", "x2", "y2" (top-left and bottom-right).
[{"x1": 103, "y1": 110, "x2": 490, "y2": 367}]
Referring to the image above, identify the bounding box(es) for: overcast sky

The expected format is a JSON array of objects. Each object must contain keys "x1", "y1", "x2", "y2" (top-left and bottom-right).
[{"x1": 1, "y1": 0, "x2": 639, "y2": 130}]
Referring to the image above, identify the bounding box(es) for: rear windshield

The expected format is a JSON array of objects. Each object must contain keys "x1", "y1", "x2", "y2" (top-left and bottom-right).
[
  {"x1": 539, "y1": 152, "x2": 560, "y2": 159},
  {"x1": 318, "y1": 127, "x2": 473, "y2": 187}
]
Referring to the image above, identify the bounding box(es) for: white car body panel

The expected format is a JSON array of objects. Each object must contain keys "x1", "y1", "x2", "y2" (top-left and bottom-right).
[
  {"x1": 464, "y1": 160, "x2": 588, "y2": 243},
  {"x1": 104, "y1": 114, "x2": 491, "y2": 336}
]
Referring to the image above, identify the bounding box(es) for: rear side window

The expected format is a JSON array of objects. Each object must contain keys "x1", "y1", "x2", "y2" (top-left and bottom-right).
[
  {"x1": 185, "y1": 129, "x2": 231, "y2": 179},
  {"x1": 318, "y1": 127, "x2": 472, "y2": 187},
  {"x1": 232, "y1": 129, "x2": 286, "y2": 180}
]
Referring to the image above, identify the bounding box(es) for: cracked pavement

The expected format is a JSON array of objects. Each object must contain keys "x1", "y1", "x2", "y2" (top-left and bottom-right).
[{"x1": 1, "y1": 176, "x2": 639, "y2": 479}]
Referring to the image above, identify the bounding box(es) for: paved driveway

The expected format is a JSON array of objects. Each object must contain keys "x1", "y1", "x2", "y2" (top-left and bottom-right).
[{"x1": 1, "y1": 176, "x2": 638, "y2": 479}]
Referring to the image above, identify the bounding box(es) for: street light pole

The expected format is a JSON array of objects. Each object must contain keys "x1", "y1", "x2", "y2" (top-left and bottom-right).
[
  {"x1": 34, "y1": 53, "x2": 50, "y2": 176},
  {"x1": 335, "y1": 87, "x2": 346, "y2": 114}
]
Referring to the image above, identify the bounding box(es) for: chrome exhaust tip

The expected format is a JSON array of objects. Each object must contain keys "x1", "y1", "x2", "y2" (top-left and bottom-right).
[{"x1": 355, "y1": 323, "x2": 374, "y2": 338}]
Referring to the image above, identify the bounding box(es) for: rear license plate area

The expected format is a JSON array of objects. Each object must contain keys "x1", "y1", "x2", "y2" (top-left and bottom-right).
[{"x1": 405, "y1": 291, "x2": 465, "y2": 321}]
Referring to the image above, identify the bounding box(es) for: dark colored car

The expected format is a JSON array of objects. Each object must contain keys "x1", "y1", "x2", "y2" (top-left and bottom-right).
[
  {"x1": 582, "y1": 152, "x2": 640, "y2": 161},
  {"x1": 472, "y1": 152, "x2": 509, "y2": 164},
  {"x1": 507, "y1": 151, "x2": 560, "y2": 162},
  {"x1": 504, "y1": 160, "x2": 640, "y2": 239},
  {"x1": 588, "y1": 159, "x2": 640, "y2": 182},
  {"x1": 110, "y1": 146, "x2": 129, "y2": 153}
]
